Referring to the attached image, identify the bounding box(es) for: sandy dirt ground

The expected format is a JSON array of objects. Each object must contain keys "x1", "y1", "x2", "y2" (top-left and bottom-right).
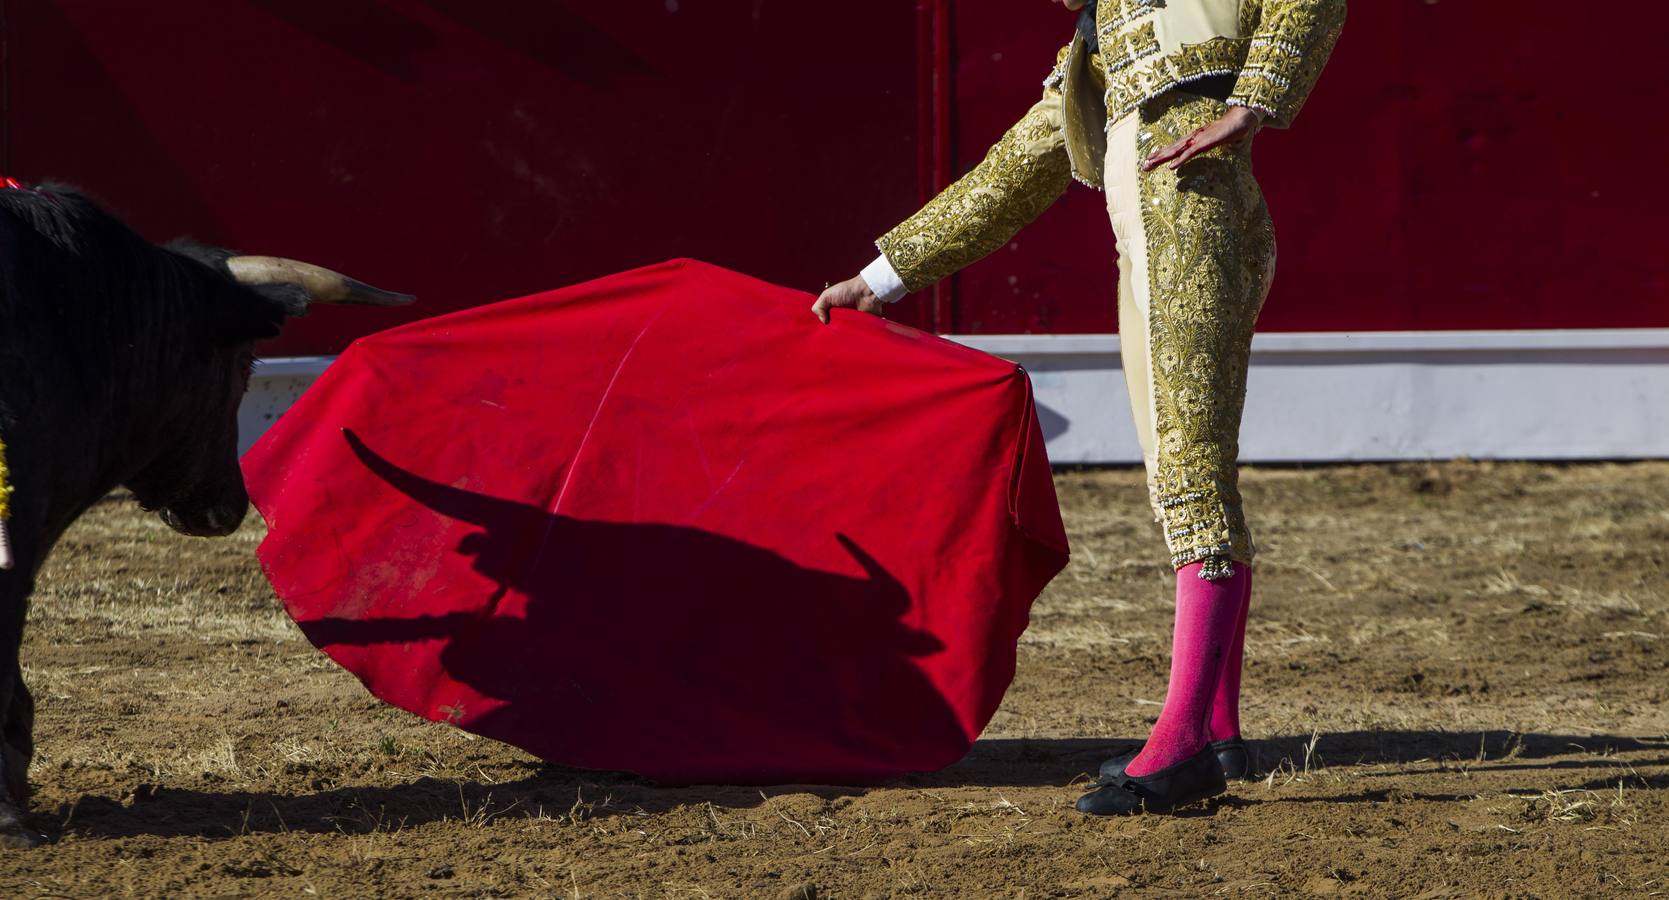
[{"x1": 1, "y1": 462, "x2": 1665, "y2": 897}]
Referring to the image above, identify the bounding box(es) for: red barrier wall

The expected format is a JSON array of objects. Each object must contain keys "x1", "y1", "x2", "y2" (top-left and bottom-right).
[
  {"x1": 945, "y1": 2, "x2": 1669, "y2": 334},
  {"x1": 5, "y1": 2, "x2": 1666, "y2": 354},
  {"x1": 3, "y1": 0, "x2": 923, "y2": 353}
]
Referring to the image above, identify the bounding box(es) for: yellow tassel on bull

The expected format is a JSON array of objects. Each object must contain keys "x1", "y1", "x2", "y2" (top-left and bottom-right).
[{"x1": 0, "y1": 434, "x2": 13, "y2": 570}]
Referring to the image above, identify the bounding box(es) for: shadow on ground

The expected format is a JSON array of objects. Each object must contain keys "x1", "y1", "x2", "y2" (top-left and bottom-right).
[{"x1": 42, "y1": 731, "x2": 1668, "y2": 842}]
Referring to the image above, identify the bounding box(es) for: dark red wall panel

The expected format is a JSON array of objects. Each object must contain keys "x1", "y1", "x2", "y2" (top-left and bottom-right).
[
  {"x1": 5, "y1": 1, "x2": 923, "y2": 353},
  {"x1": 947, "y1": 1, "x2": 1669, "y2": 333},
  {"x1": 5, "y1": 1, "x2": 1665, "y2": 352}
]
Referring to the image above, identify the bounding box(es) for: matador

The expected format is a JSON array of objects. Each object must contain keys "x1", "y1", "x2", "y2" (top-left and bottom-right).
[{"x1": 815, "y1": 0, "x2": 1345, "y2": 815}]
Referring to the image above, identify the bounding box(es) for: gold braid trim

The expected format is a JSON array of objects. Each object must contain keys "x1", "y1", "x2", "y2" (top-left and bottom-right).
[
  {"x1": 0, "y1": 434, "x2": 11, "y2": 521},
  {"x1": 1104, "y1": 37, "x2": 1250, "y2": 125},
  {"x1": 0, "y1": 434, "x2": 13, "y2": 571},
  {"x1": 1227, "y1": 0, "x2": 1347, "y2": 128}
]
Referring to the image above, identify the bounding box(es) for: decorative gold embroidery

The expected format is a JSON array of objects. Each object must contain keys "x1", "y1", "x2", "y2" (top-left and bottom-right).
[
  {"x1": 0, "y1": 433, "x2": 14, "y2": 571},
  {"x1": 0, "y1": 434, "x2": 12, "y2": 522},
  {"x1": 1104, "y1": 37, "x2": 1248, "y2": 124},
  {"x1": 1103, "y1": 20, "x2": 1161, "y2": 76},
  {"x1": 1097, "y1": 0, "x2": 1163, "y2": 39},
  {"x1": 1250, "y1": 36, "x2": 1305, "y2": 58},
  {"x1": 1042, "y1": 42, "x2": 1072, "y2": 90},
  {"x1": 876, "y1": 70, "x2": 1073, "y2": 293},
  {"x1": 1239, "y1": 0, "x2": 1261, "y2": 38},
  {"x1": 1228, "y1": 0, "x2": 1347, "y2": 127},
  {"x1": 1134, "y1": 91, "x2": 1276, "y2": 577}
]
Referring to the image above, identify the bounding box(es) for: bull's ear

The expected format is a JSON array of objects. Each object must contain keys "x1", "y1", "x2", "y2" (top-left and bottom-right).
[{"x1": 216, "y1": 290, "x2": 291, "y2": 344}]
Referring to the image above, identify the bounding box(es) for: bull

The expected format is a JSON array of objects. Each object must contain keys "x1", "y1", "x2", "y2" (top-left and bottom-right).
[{"x1": 0, "y1": 182, "x2": 412, "y2": 846}]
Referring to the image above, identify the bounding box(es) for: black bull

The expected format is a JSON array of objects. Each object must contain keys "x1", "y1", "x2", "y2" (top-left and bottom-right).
[{"x1": 0, "y1": 184, "x2": 410, "y2": 846}]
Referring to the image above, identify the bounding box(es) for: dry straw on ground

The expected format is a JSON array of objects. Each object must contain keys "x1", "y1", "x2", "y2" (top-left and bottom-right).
[{"x1": 2, "y1": 462, "x2": 1666, "y2": 896}]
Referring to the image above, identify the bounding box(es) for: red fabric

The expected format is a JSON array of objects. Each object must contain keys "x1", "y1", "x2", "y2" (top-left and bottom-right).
[{"x1": 243, "y1": 259, "x2": 1068, "y2": 784}]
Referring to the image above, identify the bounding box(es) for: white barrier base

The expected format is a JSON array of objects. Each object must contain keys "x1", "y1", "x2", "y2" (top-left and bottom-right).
[{"x1": 243, "y1": 330, "x2": 1669, "y2": 462}]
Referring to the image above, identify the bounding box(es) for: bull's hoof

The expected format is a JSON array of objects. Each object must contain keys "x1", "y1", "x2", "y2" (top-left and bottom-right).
[
  {"x1": 0, "y1": 802, "x2": 41, "y2": 849},
  {"x1": 1, "y1": 743, "x2": 30, "y2": 808},
  {"x1": 0, "y1": 825, "x2": 44, "y2": 849}
]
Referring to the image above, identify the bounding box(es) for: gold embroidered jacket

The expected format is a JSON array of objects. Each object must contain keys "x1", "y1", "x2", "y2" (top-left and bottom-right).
[{"x1": 876, "y1": 0, "x2": 1344, "y2": 293}]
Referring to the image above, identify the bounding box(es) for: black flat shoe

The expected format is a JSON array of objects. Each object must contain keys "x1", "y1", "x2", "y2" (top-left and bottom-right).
[
  {"x1": 1098, "y1": 738, "x2": 1255, "y2": 784},
  {"x1": 1211, "y1": 737, "x2": 1254, "y2": 780},
  {"x1": 1076, "y1": 746, "x2": 1227, "y2": 816},
  {"x1": 1096, "y1": 747, "x2": 1138, "y2": 783}
]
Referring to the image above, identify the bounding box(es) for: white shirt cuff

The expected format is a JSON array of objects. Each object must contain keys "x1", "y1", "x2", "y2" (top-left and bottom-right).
[{"x1": 860, "y1": 254, "x2": 909, "y2": 304}]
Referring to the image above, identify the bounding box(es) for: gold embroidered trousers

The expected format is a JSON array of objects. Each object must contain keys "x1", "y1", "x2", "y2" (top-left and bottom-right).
[{"x1": 1106, "y1": 89, "x2": 1274, "y2": 580}]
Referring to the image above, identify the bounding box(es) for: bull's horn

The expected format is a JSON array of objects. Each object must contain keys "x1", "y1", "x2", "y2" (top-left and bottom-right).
[{"x1": 227, "y1": 256, "x2": 415, "y2": 307}]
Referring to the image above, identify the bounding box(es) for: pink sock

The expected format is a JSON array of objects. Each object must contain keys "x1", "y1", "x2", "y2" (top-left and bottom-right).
[
  {"x1": 1125, "y1": 561, "x2": 1251, "y2": 778},
  {"x1": 1207, "y1": 568, "x2": 1253, "y2": 741}
]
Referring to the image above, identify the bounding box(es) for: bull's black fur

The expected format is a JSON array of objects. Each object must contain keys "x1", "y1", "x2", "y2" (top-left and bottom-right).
[
  {"x1": 0, "y1": 184, "x2": 300, "y2": 362},
  {"x1": 0, "y1": 183, "x2": 305, "y2": 844}
]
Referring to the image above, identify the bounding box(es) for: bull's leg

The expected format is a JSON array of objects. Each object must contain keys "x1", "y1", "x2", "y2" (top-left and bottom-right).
[
  {"x1": 0, "y1": 576, "x2": 42, "y2": 848},
  {"x1": 3, "y1": 670, "x2": 32, "y2": 807}
]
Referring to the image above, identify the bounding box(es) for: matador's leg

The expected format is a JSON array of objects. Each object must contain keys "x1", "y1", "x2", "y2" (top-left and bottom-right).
[
  {"x1": 1092, "y1": 90, "x2": 1275, "y2": 789},
  {"x1": 1106, "y1": 117, "x2": 1164, "y2": 526},
  {"x1": 1134, "y1": 91, "x2": 1275, "y2": 580}
]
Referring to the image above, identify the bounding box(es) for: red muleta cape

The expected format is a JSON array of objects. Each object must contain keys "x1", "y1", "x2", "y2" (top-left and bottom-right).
[{"x1": 243, "y1": 259, "x2": 1068, "y2": 784}]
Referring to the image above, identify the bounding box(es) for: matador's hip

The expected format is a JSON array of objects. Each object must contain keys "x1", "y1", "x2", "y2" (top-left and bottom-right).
[{"x1": 1103, "y1": 88, "x2": 1277, "y2": 580}]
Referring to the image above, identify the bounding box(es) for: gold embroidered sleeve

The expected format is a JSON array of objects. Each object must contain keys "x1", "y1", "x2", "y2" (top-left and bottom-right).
[
  {"x1": 1228, "y1": 0, "x2": 1346, "y2": 128},
  {"x1": 876, "y1": 55, "x2": 1073, "y2": 294}
]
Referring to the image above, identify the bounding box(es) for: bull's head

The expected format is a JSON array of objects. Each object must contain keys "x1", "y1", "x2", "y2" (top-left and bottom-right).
[{"x1": 127, "y1": 249, "x2": 412, "y2": 537}]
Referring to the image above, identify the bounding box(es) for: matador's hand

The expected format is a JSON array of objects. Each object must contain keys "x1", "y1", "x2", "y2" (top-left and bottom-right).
[
  {"x1": 1142, "y1": 106, "x2": 1266, "y2": 172},
  {"x1": 811, "y1": 275, "x2": 887, "y2": 325}
]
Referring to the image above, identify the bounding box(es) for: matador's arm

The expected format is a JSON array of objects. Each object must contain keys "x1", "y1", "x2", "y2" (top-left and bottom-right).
[
  {"x1": 863, "y1": 49, "x2": 1075, "y2": 302},
  {"x1": 1227, "y1": 0, "x2": 1347, "y2": 128}
]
